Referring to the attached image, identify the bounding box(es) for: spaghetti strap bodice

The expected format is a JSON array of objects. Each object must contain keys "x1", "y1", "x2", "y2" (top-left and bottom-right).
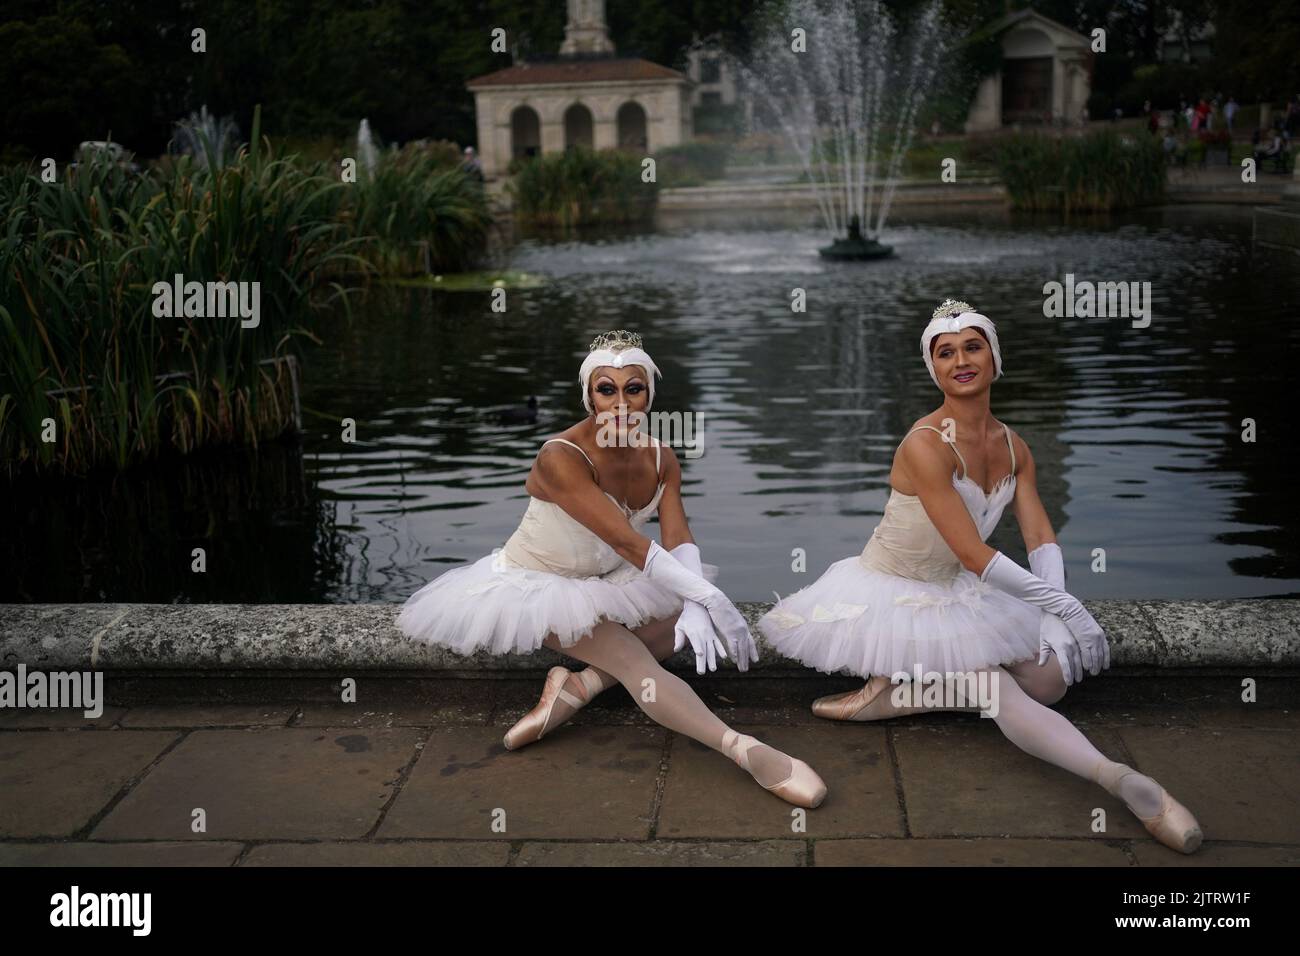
[
  {"x1": 498, "y1": 436, "x2": 666, "y2": 578},
  {"x1": 860, "y1": 423, "x2": 1018, "y2": 582}
]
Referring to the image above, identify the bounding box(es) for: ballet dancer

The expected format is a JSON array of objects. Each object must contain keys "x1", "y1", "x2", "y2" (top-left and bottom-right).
[
  {"x1": 399, "y1": 330, "x2": 826, "y2": 808},
  {"x1": 757, "y1": 300, "x2": 1201, "y2": 852}
]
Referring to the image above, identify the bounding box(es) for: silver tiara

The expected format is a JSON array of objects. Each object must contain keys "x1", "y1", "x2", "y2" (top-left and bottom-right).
[
  {"x1": 588, "y1": 330, "x2": 643, "y2": 352},
  {"x1": 932, "y1": 299, "x2": 974, "y2": 322}
]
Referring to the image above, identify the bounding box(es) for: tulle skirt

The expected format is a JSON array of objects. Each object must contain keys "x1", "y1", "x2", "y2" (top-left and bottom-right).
[
  {"x1": 398, "y1": 548, "x2": 719, "y2": 657},
  {"x1": 757, "y1": 556, "x2": 1043, "y2": 679}
]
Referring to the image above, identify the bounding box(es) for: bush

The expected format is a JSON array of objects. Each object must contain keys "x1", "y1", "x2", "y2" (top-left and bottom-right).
[
  {"x1": 653, "y1": 141, "x2": 730, "y2": 186},
  {"x1": 993, "y1": 130, "x2": 1167, "y2": 212},
  {"x1": 507, "y1": 146, "x2": 658, "y2": 227}
]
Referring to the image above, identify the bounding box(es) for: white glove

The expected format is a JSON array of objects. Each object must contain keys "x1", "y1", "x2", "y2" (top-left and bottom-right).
[
  {"x1": 643, "y1": 540, "x2": 756, "y2": 672},
  {"x1": 669, "y1": 543, "x2": 728, "y2": 674},
  {"x1": 671, "y1": 542, "x2": 759, "y2": 673},
  {"x1": 981, "y1": 551, "x2": 1110, "y2": 676},
  {"x1": 1028, "y1": 543, "x2": 1081, "y2": 685}
]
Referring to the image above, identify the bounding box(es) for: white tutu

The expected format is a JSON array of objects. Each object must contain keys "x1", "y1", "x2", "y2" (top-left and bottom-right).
[
  {"x1": 398, "y1": 548, "x2": 720, "y2": 656},
  {"x1": 758, "y1": 556, "x2": 1043, "y2": 678}
]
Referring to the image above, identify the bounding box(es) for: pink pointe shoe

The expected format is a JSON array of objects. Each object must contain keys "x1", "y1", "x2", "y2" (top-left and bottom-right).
[
  {"x1": 812, "y1": 675, "x2": 930, "y2": 721},
  {"x1": 1100, "y1": 763, "x2": 1203, "y2": 855},
  {"x1": 722, "y1": 730, "x2": 828, "y2": 809},
  {"x1": 503, "y1": 666, "x2": 587, "y2": 751}
]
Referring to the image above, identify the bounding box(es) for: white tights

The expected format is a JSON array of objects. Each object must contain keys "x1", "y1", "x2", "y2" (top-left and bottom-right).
[{"x1": 540, "y1": 617, "x2": 795, "y2": 788}]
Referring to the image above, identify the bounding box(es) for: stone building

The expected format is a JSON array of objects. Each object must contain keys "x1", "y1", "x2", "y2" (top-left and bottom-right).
[
  {"x1": 466, "y1": 0, "x2": 692, "y2": 179},
  {"x1": 964, "y1": 8, "x2": 1094, "y2": 131}
]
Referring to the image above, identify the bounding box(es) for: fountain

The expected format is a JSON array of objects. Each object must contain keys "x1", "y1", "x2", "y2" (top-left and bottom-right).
[
  {"x1": 169, "y1": 105, "x2": 240, "y2": 170},
  {"x1": 357, "y1": 118, "x2": 379, "y2": 176},
  {"x1": 735, "y1": 0, "x2": 950, "y2": 259}
]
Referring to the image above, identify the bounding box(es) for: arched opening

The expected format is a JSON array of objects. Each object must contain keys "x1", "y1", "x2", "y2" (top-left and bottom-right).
[
  {"x1": 564, "y1": 103, "x2": 594, "y2": 151},
  {"x1": 616, "y1": 101, "x2": 648, "y2": 151},
  {"x1": 511, "y1": 105, "x2": 541, "y2": 161}
]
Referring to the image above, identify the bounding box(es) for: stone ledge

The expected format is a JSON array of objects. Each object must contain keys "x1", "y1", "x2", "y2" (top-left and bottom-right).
[{"x1": 2, "y1": 601, "x2": 1297, "y2": 673}]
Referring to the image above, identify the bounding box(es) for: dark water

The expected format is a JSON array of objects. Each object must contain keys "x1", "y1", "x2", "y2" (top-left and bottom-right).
[{"x1": 6, "y1": 206, "x2": 1298, "y2": 603}]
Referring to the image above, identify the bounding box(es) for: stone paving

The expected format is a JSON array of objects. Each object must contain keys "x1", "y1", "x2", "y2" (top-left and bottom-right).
[{"x1": 0, "y1": 675, "x2": 1296, "y2": 866}]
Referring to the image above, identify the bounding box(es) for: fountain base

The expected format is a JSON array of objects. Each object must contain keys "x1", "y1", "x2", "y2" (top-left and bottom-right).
[
  {"x1": 817, "y1": 215, "x2": 895, "y2": 260},
  {"x1": 818, "y1": 236, "x2": 895, "y2": 260}
]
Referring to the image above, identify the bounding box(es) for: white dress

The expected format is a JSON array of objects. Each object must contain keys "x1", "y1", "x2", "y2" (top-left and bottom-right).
[
  {"x1": 398, "y1": 437, "x2": 717, "y2": 656},
  {"x1": 757, "y1": 425, "x2": 1043, "y2": 678}
]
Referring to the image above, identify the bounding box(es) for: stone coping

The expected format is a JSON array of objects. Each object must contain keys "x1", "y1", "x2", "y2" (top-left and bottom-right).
[{"x1": 2, "y1": 601, "x2": 1297, "y2": 673}]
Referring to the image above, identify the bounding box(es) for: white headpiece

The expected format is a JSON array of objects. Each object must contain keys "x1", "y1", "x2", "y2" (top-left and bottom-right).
[
  {"x1": 578, "y1": 330, "x2": 661, "y2": 414},
  {"x1": 920, "y1": 299, "x2": 1003, "y2": 389}
]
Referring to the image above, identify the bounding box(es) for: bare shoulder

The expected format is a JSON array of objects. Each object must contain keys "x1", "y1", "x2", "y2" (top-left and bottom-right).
[
  {"x1": 655, "y1": 439, "x2": 682, "y2": 483},
  {"x1": 1003, "y1": 424, "x2": 1034, "y2": 473}
]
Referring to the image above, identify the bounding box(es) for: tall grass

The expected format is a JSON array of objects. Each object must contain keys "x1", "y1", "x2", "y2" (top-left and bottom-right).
[
  {"x1": 344, "y1": 142, "x2": 492, "y2": 275},
  {"x1": 993, "y1": 130, "x2": 1166, "y2": 213},
  {"x1": 508, "y1": 147, "x2": 658, "y2": 228},
  {"x1": 0, "y1": 119, "x2": 363, "y2": 476},
  {"x1": 1, "y1": 112, "x2": 497, "y2": 476}
]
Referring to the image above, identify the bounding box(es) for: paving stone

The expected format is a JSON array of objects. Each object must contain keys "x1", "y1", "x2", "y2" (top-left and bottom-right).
[
  {"x1": 379, "y1": 725, "x2": 665, "y2": 841},
  {"x1": 240, "y1": 841, "x2": 508, "y2": 866},
  {"x1": 514, "y1": 840, "x2": 807, "y2": 866},
  {"x1": 119, "y1": 705, "x2": 295, "y2": 728},
  {"x1": 893, "y1": 718, "x2": 1149, "y2": 841},
  {"x1": 1118, "y1": 726, "x2": 1300, "y2": 844},
  {"x1": 815, "y1": 837, "x2": 1131, "y2": 866},
  {"x1": 0, "y1": 841, "x2": 242, "y2": 866},
  {"x1": 90, "y1": 728, "x2": 422, "y2": 841},
  {"x1": 0, "y1": 707, "x2": 128, "y2": 729},
  {"x1": 0, "y1": 730, "x2": 177, "y2": 837},
  {"x1": 658, "y1": 724, "x2": 903, "y2": 839}
]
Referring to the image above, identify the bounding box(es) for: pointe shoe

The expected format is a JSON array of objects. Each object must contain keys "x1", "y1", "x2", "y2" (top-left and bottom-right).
[
  {"x1": 503, "y1": 666, "x2": 588, "y2": 751},
  {"x1": 721, "y1": 730, "x2": 827, "y2": 809},
  {"x1": 812, "y1": 675, "x2": 931, "y2": 721},
  {"x1": 1100, "y1": 763, "x2": 1203, "y2": 854}
]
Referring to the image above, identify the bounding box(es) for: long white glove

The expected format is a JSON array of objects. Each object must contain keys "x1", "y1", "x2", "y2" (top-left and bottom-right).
[
  {"x1": 671, "y1": 542, "x2": 759, "y2": 673},
  {"x1": 981, "y1": 550, "x2": 1110, "y2": 676},
  {"x1": 669, "y1": 543, "x2": 728, "y2": 674},
  {"x1": 1028, "y1": 543, "x2": 1081, "y2": 685},
  {"x1": 643, "y1": 540, "x2": 756, "y2": 672}
]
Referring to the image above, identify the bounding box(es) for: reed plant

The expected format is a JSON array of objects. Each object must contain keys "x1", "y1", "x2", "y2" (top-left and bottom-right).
[
  {"x1": 993, "y1": 130, "x2": 1166, "y2": 212},
  {"x1": 508, "y1": 147, "x2": 658, "y2": 227},
  {"x1": 0, "y1": 110, "x2": 363, "y2": 475}
]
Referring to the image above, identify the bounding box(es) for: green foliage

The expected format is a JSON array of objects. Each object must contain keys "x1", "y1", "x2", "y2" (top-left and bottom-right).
[
  {"x1": 507, "y1": 147, "x2": 659, "y2": 227},
  {"x1": 0, "y1": 118, "x2": 493, "y2": 474},
  {"x1": 653, "y1": 141, "x2": 731, "y2": 186},
  {"x1": 992, "y1": 130, "x2": 1167, "y2": 213},
  {"x1": 344, "y1": 142, "x2": 492, "y2": 275},
  {"x1": 0, "y1": 138, "x2": 361, "y2": 474}
]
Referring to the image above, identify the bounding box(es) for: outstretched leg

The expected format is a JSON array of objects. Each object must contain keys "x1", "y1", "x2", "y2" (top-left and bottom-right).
[
  {"x1": 542, "y1": 620, "x2": 823, "y2": 805},
  {"x1": 503, "y1": 614, "x2": 678, "y2": 748},
  {"x1": 956, "y1": 665, "x2": 1180, "y2": 822}
]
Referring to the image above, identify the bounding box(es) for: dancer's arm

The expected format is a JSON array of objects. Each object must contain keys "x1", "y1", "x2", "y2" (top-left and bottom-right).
[
  {"x1": 654, "y1": 444, "x2": 695, "y2": 552},
  {"x1": 529, "y1": 442, "x2": 654, "y2": 569},
  {"x1": 1008, "y1": 434, "x2": 1055, "y2": 554},
  {"x1": 897, "y1": 429, "x2": 995, "y2": 575}
]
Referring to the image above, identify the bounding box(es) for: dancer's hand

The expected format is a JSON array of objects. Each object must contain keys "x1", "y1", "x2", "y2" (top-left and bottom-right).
[
  {"x1": 669, "y1": 544, "x2": 728, "y2": 674},
  {"x1": 644, "y1": 541, "x2": 757, "y2": 671},
  {"x1": 982, "y1": 551, "x2": 1107, "y2": 676},
  {"x1": 1039, "y1": 613, "x2": 1081, "y2": 685},
  {"x1": 1029, "y1": 543, "x2": 1082, "y2": 683},
  {"x1": 670, "y1": 543, "x2": 759, "y2": 672}
]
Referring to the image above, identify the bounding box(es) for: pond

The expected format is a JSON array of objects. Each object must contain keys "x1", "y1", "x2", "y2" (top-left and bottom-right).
[{"x1": 5, "y1": 205, "x2": 1297, "y2": 603}]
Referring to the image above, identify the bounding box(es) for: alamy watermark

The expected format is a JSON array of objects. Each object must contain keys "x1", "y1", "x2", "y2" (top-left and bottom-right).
[
  {"x1": 594, "y1": 409, "x2": 705, "y2": 459},
  {"x1": 888, "y1": 665, "x2": 1001, "y2": 718},
  {"x1": 1042, "y1": 273, "x2": 1152, "y2": 328},
  {"x1": 1, "y1": 665, "x2": 103, "y2": 718},
  {"x1": 151, "y1": 273, "x2": 260, "y2": 328}
]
